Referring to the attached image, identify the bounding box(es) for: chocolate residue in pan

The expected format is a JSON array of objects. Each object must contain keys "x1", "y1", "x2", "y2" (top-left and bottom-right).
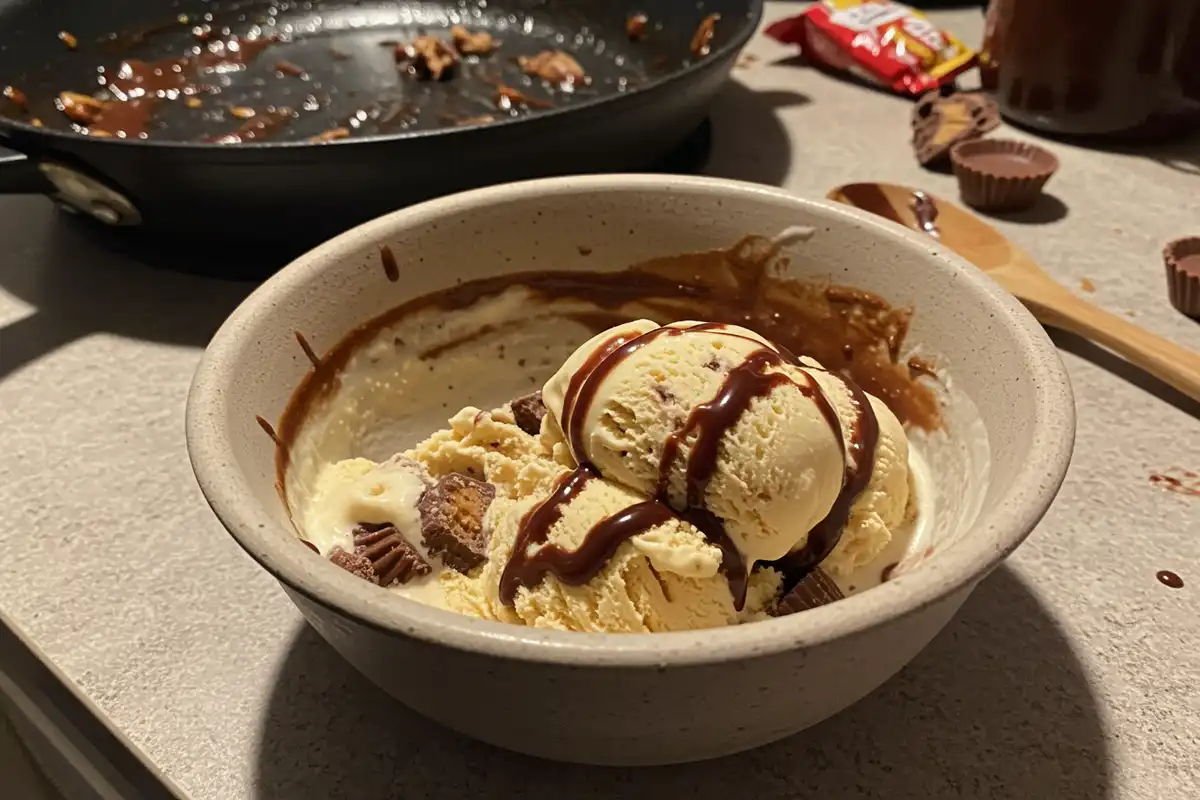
[
  {"x1": 56, "y1": 91, "x2": 155, "y2": 138},
  {"x1": 294, "y1": 331, "x2": 321, "y2": 368},
  {"x1": 58, "y1": 31, "x2": 78, "y2": 50},
  {"x1": 380, "y1": 245, "x2": 400, "y2": 281},
  {"x1": 690, "y1": 14, "x2": 720, "y2": 58},
  {"x1": 274, "y1": 60, "x2": 307, "y2": 78},
  {"x1": 45, "y1": 36, "x2": 283, "y2": 139},
  {"x1": 274, "y1": 233, "x2": 943, "y2": 487},
  {"x1": 450, "y1": 26, "x2": 496, "y2": 56},
  {"x1": 452, "y1": 114, "x2": 496, "y2": 126},
  {"x1": 101, "y1": 58, "x2": 193, "y2": 100},
  {"x1": 627, "y1": 14, "x2": 649, "y2": 41},
  {"x1": 6, "y1": 5, "x2": 681, "y2": 144},
  {"x1": 378, "y1": 100, "x2": 419, "y2": 131},
  {"x1": 98, "y1": 17, "x2": 187, "y2": 50},
  {"x1": 309, "y1": 127, "x2": 349, "y2": 142},
  {"x1": 519, "y1": 50, "x2": 588, "y2": 89},
  {"x1": 396, "y1": 36, "x2": 459, "y2": 81},
  {"x1": 495, "y1": 85, "x2": 554, "y2": 111},
  {"x1": 3, "y1": 85, "x2": 28, "y2": 112},
  {"x1": 255, "y1": 415, "x2": 281, "y2": 446},
  {"x1": 56, "y1": 91, "x2": 103, "y2": 124},
  {"x1": 197, "y1": 35, "x2": 282, "y2": 71},
  {"x1": 207, "y1": 107, "x2": 295, "y2": 144}
]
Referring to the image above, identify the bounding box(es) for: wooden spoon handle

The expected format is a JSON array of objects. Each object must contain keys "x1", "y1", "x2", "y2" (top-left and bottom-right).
[{"x1": 1024, "y1": 287, "x2": 1200, "y2": 401}]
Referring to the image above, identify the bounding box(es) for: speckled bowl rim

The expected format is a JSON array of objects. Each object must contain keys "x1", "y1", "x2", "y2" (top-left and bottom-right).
[{"x1": 187, "y1": 174, "x2": 1075, "y2": 667}]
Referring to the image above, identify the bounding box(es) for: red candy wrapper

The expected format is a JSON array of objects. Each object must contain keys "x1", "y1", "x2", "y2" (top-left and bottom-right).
[{"x1": 766, "y1": 1, "x2": 977, "y2": 96}]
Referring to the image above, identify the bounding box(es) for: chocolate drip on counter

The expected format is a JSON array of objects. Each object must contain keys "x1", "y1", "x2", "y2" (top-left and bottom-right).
[
  {"x1": 1156, "y1": 570, "x2": 1184, "y2": 589},
  {"x1": 500, "y1": 464, "x2": 676, "y2": 605}
]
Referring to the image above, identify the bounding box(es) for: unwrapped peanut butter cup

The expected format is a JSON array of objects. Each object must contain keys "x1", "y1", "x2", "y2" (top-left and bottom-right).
[
  {"x1": 1163, "y1": 237, "x2": 1200, "y2": 319},
  {"x1": 911, "y1": 89, "x2": 999, "y2": 168},
  {"x1": 950, "y1": 138, "x2": 1058, "y2": 212}
]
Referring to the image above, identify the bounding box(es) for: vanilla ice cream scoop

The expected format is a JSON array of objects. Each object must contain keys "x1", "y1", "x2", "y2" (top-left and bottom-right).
[
  {"x1": 542, "y1": 320, "x2": 909, "y2": 575},
  {"x1": 462, "y1": 466, "x2": 782, "y2": 632}
]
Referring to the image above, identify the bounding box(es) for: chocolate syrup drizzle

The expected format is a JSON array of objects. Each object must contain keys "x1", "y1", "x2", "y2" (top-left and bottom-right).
[
  {"x1": 498, "y1": 464, "x2": 675, "y2": 604},
  {"x1": 500, "y1": 323, "x2": 881, "y2": 611}
]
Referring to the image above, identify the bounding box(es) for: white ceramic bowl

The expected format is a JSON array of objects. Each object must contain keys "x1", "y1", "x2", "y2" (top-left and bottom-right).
[{"x1": 186, "y1": 175, "x2": 1074, "y2": 766}]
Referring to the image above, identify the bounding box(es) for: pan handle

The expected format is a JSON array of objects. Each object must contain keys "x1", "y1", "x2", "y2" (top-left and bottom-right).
[
  {"x1": 0, "y1": 146, "x2": 54, "y2": 194},
  {"x1": 0, "y1": 146, "x2": 140, "y2": 224}
]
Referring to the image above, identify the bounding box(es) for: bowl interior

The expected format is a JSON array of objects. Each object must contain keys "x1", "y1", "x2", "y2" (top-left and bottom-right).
[{"x1": 188, "y1": 175, "x2": 1073, "y2": 657}]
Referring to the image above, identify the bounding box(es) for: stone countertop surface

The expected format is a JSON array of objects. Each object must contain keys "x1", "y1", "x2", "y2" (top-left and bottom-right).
[{"x1": 2, "y1": 5, "x2": 1198, "y2": 799}]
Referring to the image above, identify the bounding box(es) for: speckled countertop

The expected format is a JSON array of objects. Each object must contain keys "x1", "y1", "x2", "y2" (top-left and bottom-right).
[{"x1": 2, "y1": 5, "x2": 1198, "y2": 799}]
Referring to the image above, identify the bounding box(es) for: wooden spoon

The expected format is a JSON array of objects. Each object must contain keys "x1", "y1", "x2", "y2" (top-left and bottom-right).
[{"x1": 829, "y1": 181, "x2": 1200, "y2": 402}]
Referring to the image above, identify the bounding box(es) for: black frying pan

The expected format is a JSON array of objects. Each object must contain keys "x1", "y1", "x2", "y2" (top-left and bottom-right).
[{"x1": 0, "y1": 0, "x2": 760, "y2": 247}]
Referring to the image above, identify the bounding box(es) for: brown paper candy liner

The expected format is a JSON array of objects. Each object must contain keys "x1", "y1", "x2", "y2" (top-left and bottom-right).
[
  {"x1": 950, "y1": 138, "x2": 1058, "y2": 212},
  {"x1": 772, "y1": 567, "x2": 845, "y2": 617},
  {"x1": 1163, "y1": 237, "x2": 1200, "y2": 319}
]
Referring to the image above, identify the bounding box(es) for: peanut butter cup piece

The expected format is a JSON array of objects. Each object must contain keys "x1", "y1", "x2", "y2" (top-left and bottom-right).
[
  {"x1": 772, "y1": 567, "x2": 845, "y2": 616},
  {"x1": 419, "y1": 474, "x2": 496, "y2": 573},
  {"x1": 1164, "y1": 237, "x2": 1200, "y2": 320},
  {"x1": 330, "y1": 548, "x2": 377, "y2": 584},
  {"x1": 353, "y1": 523, "x2": 432, "y2": 586},
  {"x1": 510, "y1": 390, "x2": 547, "y2": 436},
  {"x1": 912, "y1": 90, "x2": 999, "y2": 168},
  {"x1": 950, "y1": 138, "x2": 1059, "y2": 212}
]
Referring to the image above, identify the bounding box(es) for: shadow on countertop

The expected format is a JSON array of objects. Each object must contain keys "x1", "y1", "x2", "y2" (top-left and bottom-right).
[
  {"x1": 0, "y1": 199, "x2": 261, "y2": 381},
  {"x1": 1049, "y1": 328, "x2": 1200, "y2": 420},
  {"x1": 254, "y1": 565, "x2": 1112, "y2": 799},
  {"x1": 702, "y1": 81, "x2": 802, "y2": 188}
]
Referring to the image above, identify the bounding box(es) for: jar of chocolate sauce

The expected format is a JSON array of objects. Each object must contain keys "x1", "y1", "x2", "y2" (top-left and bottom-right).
[{"x1": 981, "y1": 0, "x2": 1200, "y2": 139}]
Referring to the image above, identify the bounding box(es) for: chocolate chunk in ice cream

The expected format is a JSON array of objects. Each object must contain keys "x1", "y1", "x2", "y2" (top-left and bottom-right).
[
  {"x1": 419, "y1": 474, "x2": 496, "y2": 573},
  {"x1": 511, "y1": 391, "x2": 547, "y2": 435},
  {"x1": 353, "y1": 523, "x2": 432, "y2": 586},
  {"x1": 330, "y1": 547, "x2": 377, "y2": 583},
  {"x1": 772, "y1": 567, "x2": 844, "y2": 616}
]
